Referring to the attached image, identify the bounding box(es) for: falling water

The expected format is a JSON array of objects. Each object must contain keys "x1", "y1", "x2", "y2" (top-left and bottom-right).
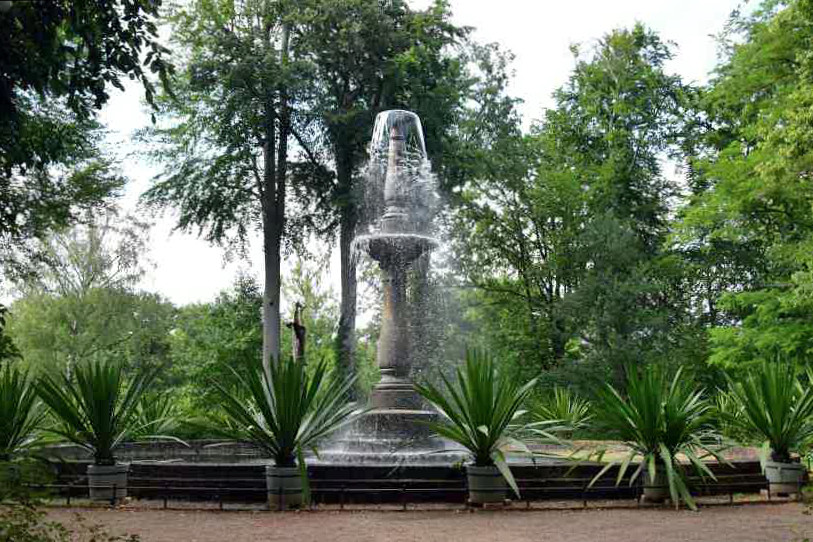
[{"x1": 316, "y1": 110, "x2": 466, "y2": 466}]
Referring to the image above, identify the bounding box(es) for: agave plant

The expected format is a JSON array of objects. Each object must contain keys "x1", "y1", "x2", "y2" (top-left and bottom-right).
[
  {"x1": 134, "y1": 393, "x2": 183, "y2": 438},
  {"x1": 37, "y1": 359, "x2": 158, "y2": 465},
  {"x1": 414, "y1": 349, "x2": 537, "y2": 498},
  {"x1": 725, "y1": 361, "x2": 813, "y2": 463},
  {"x1": 208, "y1": 357, "x2": 363, "y2": 467},
  {"x1": 0, "y1": 364, "x2": 46, "y2": 461},
  {"x1": 587, "y1": 365, "x2": 724, "y2": 510},
  {"x1": 534, "y1": 386, "x2": 592, "y2": 437}
]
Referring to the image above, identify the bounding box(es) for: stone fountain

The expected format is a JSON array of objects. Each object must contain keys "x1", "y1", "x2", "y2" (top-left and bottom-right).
[{"x1": 320, "y1": 110, "x2": 464, "y2": 465}]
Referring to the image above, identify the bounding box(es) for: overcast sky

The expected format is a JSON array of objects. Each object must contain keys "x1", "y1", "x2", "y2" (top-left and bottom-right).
[{"x1": 97, "y1": 0, "x2": 746, "y2": 307}]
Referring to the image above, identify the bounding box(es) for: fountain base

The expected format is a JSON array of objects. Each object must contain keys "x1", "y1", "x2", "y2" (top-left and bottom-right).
[
  {"x1": 316, "y1": 409, "x2": 467, "y2": 466},
  {"x1": 370, "y1": 375, "x2": 423, "y2": 409}
]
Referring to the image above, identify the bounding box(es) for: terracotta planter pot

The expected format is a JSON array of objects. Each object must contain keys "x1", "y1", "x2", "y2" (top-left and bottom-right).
[
  {"x1": 266, "y1": 465, "x2": 303, "y2": 509},
  {"x1": 764, "y1": 460, "x2": 806, "y2": 495},
  {"x1": 466, "y1": 465, "x2": 506, "y2": 504},
  {"x1": 87, "y1": 464, "x2": 129, "y2": 501}
]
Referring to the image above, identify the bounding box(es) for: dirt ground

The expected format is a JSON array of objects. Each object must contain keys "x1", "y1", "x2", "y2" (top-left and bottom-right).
[{"x1": 47, "y1": 502, "x2": 813, "y2": 542}]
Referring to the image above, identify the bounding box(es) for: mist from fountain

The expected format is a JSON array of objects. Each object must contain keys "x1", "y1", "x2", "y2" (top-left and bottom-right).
[{"x1": 316, "y1": 110, "x2": 466, "y2": 466}]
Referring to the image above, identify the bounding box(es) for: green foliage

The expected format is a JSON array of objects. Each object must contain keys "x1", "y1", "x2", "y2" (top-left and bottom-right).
[
  {"x1": 725, "y1": 361, "x2": 813, "y2": 462},
  {"x1": 0, "y1": 365, "x2": 45, "y2": 461},
  {"x1": 36, "y1": 359, "x2": 160, "y2": 465},
  {"x1": 208, "y1": 357, "x2": 363, "y2": 467},
  {"x1": 0, "y1": 120, "x2": 125, "y2": 284},
  {"x1": 6, "y1": 211, "x2": 174, "y2": 380},
  {"x1": 167, "y1": 276, "x2": 263, "y2": 412},
  {"x1": 414, "y1": 349, "x2": 537, "y2": 498},
  {"x1": 675, "y1": 0, "x2": 813, "y2": 369},
  {"x1": 0, "y1": 502, "x2": 140, "y2": 542},
  {"x1": 165, "y1": 269, "x2": 358, "y2": 427},
  {"x1": 533, "y1": 386, "x2": 592, "y2": 437},
  {"x1": 8, "y1": 289, "x2": 174, "y2": 380},
  {"x1": 1, "y1": 0, "x2": 171, "y2": 282},
  {"x1": 133, "y1": 393, "x2": 183, "y2": 440},
  {"x1": 282, "y1": 260, "x2": 339, "y2": 365},
  {"x1": 453, "y1": 24, "x2": 698, "y2": 387},
  {"x1": 0, "y1": 0, "x2": 170, "y2": 127},
  {"x1": 587, "y1": 366, "x2": 724, "y2": 510},
  {"x1": 0, "y1": 305, "x2": 20, "y2": 367}
]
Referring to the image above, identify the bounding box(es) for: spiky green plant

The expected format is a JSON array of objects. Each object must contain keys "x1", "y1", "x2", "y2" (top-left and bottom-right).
[
  {"x1": 726, "y1": 361, "x2": 813, "y2": 463},
  {"x1": 0, "y1": 365, "x2": 46, "y2": 461},
  {"x1": 208, "y1": 357, "x2": 363, "y2": 467},
  {"x1": 414, "y1": 349, "x2": 537, "y2": 498},
  {"x1": 534, "y1": 386, "x2": 592, "y2": 437},
  {"x1": 37, "y1": 359, "x2": 158, "y2": 465},
  {"x1": 587, "y1": 365, "x2": 724, "y2": 510},
  {"x1": 134, "y1": 393, "x2": 182, "y2": 438},
  {"x1": 712, "y1": 389, "x2": 749, "y2": 444}
]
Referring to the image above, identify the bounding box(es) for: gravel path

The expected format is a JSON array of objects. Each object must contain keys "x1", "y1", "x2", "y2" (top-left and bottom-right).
[{"x1": 48, "y1": 503, "x2": 813, "y2": 542}]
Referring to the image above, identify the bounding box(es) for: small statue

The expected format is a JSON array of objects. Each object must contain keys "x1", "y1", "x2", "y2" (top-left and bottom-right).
[{"x1": 286, "y1": 302, "x2": 307, "y2": 363}]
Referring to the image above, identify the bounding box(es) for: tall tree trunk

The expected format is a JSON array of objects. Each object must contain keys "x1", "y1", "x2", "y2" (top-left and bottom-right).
[
  {"x1": 335, "y1": 153, "x2": 357, "y2": 388},
  {"x1": 261, "y1": 22, "x2": 291, "y2": 372},
  {"x1": 337, "y1": 204, "x2": 358, "y2": 382},
  {"x1": 262, "y1": 206, "x2": 282, "y2": 370}
]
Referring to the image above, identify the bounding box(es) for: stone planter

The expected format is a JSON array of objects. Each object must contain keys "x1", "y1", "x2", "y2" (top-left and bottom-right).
[
  {"x1": 466, "y1": 465, "x2": 506, "y2": 504},
  {"x1": 266, "y1": 465, "x2": 303, "y2": 509},
  {"x1": 642, "y1": 466, "x2": 668, "y2": 503},
  {"x1": 87, "y1": 464, "x2": 129, "y2": 501},
  {"x1": 765, "y1": 460, "x2": 806, "y2": 495}
]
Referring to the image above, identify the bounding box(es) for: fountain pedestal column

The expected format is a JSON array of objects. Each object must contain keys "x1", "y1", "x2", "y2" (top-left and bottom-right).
[{"x1": 371, "y1": 265, "x2": 422, "y2": 410}]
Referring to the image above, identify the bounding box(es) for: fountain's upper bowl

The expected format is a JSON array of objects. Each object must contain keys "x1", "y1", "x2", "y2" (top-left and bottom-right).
[
  {"x1": 369, "y1": 110, "x2": 427, "y2": 161},
  {"x1": 353, "y1": 233, "x2": 438, "y2": 267},
  {"x1": 355, "y1": 110, "x2": 438, "y2": 267}
]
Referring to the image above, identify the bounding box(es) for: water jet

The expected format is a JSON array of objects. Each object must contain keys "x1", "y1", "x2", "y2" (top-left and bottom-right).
[{"x1": 320, "y1": 110, "x2": 464, "y2": 465}]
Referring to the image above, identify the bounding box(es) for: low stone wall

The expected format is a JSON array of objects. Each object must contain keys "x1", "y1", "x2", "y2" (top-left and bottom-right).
[
  {"x1": 42, "y1": 440, "x2": 766, "y2": 464},
  {"x1": 41, "y1": 440, "x2": 267, "y2": 464}
]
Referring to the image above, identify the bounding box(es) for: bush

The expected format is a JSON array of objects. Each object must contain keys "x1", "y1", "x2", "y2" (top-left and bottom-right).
[{"x1": 0, "y1": 503, "x2": 140, "y2": 542}]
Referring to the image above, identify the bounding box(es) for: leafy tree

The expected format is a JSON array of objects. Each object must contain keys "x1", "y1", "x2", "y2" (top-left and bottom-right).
[
  {"x1": 0, "y1": 125, "x2": 125, "y2": 285},
  {"x1": 454, "y1": 25, "x2": 694, "y2": 387},
  {"x1": 550, "y1": 25, "x2": 692, "y2": 384},
  {"x1": 0, "y1": 0, "x2": 171, "y2": 132},
  {"x1": 167, "y1": 275, "x2": 263, "y2": 411},
  {"x1": 6, "y1": 210, "x2": 175, "y2": 379},
  {"x1": 675, "y1": 0, "x2": 813, "y2": 369},
  {"x1": 168, "y1": 264, "x2": 357, "y2": 413},
  {"x1": 142, "y1": 0, "x2": 312, "y2": 370},
  {"x1": 0, "y1": 0, "x2": 172, "y2": 284},
  {"x1": 9, "y1": 289, "x2": 175, "y2": 380},
  {"x1": 17, "y1": 209, "x2": 150, "y2": 297}
]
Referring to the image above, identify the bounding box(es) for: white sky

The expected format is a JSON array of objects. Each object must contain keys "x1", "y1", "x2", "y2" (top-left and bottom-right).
[{"x1": 96, "y1": 0, "x2": 745, "y2": 307}]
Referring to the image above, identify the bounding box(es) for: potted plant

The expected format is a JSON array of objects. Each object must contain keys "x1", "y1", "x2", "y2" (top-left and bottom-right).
[
  {"x1": 726, "y1": 361, "x2": 813, "y2": 495},
  {"x1": 0, "y1": 364, "x2": 48, "y2": 496},
  {"x1": 586, "y1": 365, "x2": 724, "y2": 510},
  {"x1": 414, "y1": 349, "x2": 538, "y2": 504},
  {"x1": 0, "y1": 364, "x2": 46, "y2": 462},
  {"x1": 37, "y1": 359, "x2": 160, "y2": 500},
  {"x1": 209, "y1": 357, "x2": 363, "y2": 509}
]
